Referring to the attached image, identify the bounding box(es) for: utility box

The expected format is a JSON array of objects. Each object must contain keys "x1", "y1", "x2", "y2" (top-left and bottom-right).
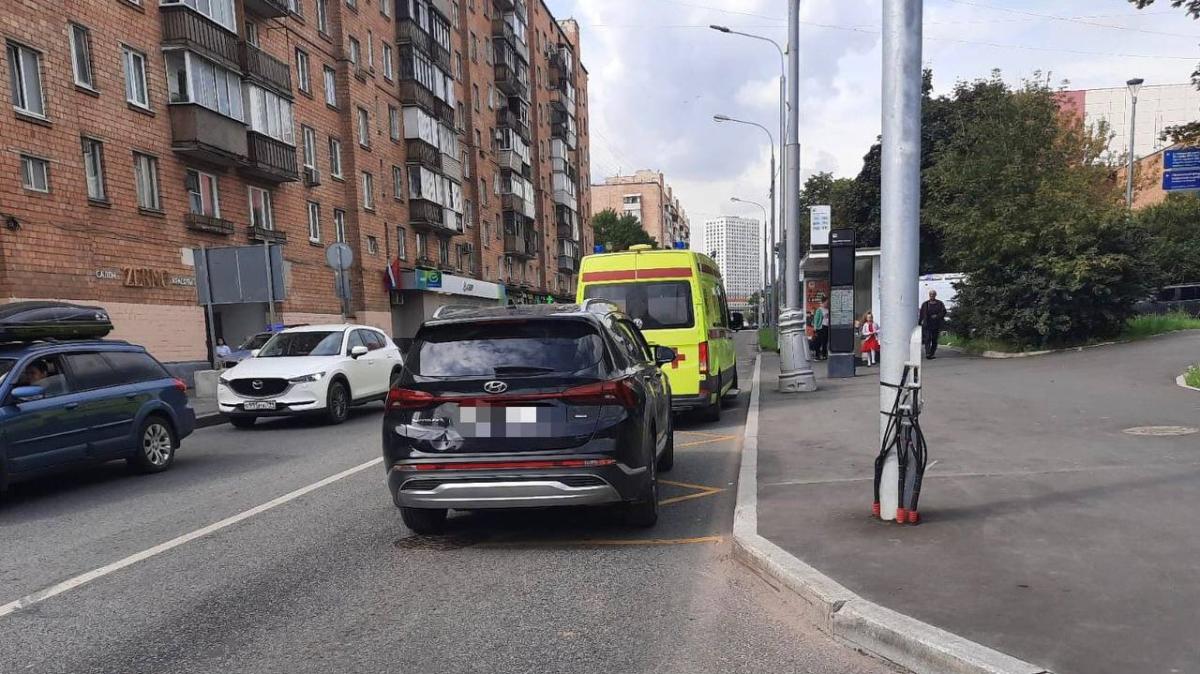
[{"x1": 827, "y1": 228, "x2": 857, "y2": 378}]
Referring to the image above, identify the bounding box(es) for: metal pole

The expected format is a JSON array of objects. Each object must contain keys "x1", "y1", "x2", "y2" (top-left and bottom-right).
[
  {"x1": 778, "y1": 0, "x2": 817, "y2": 393},
  {"x1": 262, "y1": 240, "x2": 277, "y2": 327},
  {"x1": 878, "y1": 0, "x2": 923, "y2": 522},
  {"x1": 1126, "y1": 92, "x2": 1138, "y2": 209},
  {"x1": 773, "y1": 73, "x2": 784, "y2": 328},
  {"x1": 200, "y1": 247, "x2": 219, "y2": 370},
  {"x1": 767, "y1": 151, "x2": 775, "y2": 327}
]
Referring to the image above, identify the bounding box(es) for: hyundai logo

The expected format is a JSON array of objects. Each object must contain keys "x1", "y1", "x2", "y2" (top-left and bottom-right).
[
  {"x1": 483, "y1": 380, "x2": 508, "y2": 394},
  {"x1": 252, "y1": 380, "x2": 264, "y2": 390}
]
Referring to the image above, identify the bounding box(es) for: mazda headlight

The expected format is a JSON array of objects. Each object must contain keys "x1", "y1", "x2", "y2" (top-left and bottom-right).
[{"x1": 289, "y1": 372, "x2": 326, "y2": 383}]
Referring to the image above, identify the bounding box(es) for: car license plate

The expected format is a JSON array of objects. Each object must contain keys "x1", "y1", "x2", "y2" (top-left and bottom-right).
[
  {"x1": 457, "y1": 406, "x2": 541, "y2": 436},
  {"x1": 244, "y1": 400, "x2": 277, "y2": 411}
]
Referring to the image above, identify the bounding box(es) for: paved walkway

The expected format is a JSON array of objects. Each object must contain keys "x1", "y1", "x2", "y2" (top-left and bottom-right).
[{"x1": 756, "y1": 332, "x2": 1200, "y2": 674}]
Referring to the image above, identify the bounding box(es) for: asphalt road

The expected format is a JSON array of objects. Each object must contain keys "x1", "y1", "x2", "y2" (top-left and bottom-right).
[{"x1": 0, "y1": 332, "x2": 894, "y2": 674}]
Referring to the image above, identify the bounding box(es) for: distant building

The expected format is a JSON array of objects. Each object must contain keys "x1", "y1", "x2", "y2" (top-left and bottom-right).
[
  {"x1": 702, "y1": 216, "x2": 760, "y2": 311},
  {"x1": 1056, "y1": 83, "x2": 1200, "y2": 163},
  {"x1": 591, "y1": 170, "x2": 690, "y2": 248}
]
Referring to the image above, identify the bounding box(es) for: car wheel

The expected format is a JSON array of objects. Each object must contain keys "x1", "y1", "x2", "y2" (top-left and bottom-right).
[
  {"x1": 702, "y1": 386, "x2": 722, "y2": 423},
  {"x1": 326, "y1": 380, "x2": 350, "y2": 425},
  {"x1": 626, "y1": 428, "x2": 659, "y2": 528},
  {"x1": 229, "y1": 416, "x2": 257, "y2": 429},
  {"x1": 400, "y1": 507, "x2": 448, "y2": 534},
  {"x1": 657, "y1": 416, "x2": 675, "y2": 472},
  {"x1": 129, "y1": 416, "x2": 176, "y2": 474}
]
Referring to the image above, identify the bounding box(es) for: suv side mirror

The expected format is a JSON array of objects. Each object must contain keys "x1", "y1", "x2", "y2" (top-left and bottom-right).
[
  {"x1": 653, "y1": 345, "x2": 676, "y2": 368},
  {"x1": 350, "y1": 345, "x2": 369, "y2": 358},
  {"x1": 10, "y1": 385, "x2": 45, "y2": 403},
  {"x1": 249, "y1": 349, "x2": 261, "y2": 358}
]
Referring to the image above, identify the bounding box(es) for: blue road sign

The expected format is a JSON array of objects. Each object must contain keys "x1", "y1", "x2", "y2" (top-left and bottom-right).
[
  {"x1": 1164, "y1": 148, "x2": 1200, "y2": 170},
  {"x1": 1162, "y1": 169, "x2": 1200, "y2": 191}
]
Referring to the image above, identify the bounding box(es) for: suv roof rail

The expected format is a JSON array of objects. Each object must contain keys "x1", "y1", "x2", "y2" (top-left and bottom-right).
[
  {"x1": 581, "y1": 298, "x2": 621, "y2": 314},
  {"x1": 431, "y1": 304, "x2": 485, "y2": 320}
]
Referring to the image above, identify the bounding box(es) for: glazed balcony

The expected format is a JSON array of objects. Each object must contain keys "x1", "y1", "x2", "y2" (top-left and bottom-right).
[
  {"x1": 491, "y1": 16, "x2": 528, "y2": 61},
  {"x1": 169, "y1": 103, "x2": 247, "y2": 166},
  {"x1": 398, "y1": 80, "x2": 438, "y2": 113},
  {"x1": 441, "y1": 152, "x2": 464, "y2": 182},
  {"x1": 244, "y1": 0, "x2": 290, "y2": 17},
  {"x1": 241, "y1": 132, "x2": 299, "y2": 183},
  {"x1": 494, "y1": 61, "x2": 528, "y2": 98},
  {"x1": 429, "y1": 0, "x2": 453, "y2": 21},
  {"x1": 410, "y1": 199, "x2": 459, "y2": 235},
  {"x1": 240, "y1": 42, "x2": 292, "y2": 97},
  {"x1": 497, "y1": 148, "x2": 525, "y2": 174},
  {"x1": 496, "y1": 107, "x2": 530, "y2": 141},
  {"x1": 504, "y1": 232, "x2": 536, "y2": 258},
  {"x1": 396, "y1": 19, "x2": 432, "y2": 54},
  {"x1": 405, "y1": 138, "x2": 441, "y2": 171},
  {"x1": 160, "y1": 4, "x2": 240, "y2": 68}
]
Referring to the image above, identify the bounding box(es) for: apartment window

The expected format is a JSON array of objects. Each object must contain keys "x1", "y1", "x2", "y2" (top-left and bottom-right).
[
  {"x1": 395, "y1": 225, "x2": 407, "y2": 259},
  {"x1": 20, "y1": 155, "x2": 49, "y2": 192},
  {"x1": 465, "y1": 199, "x2": 474, "y2": 226},
  {"x1": 301, "y1": 125, "x2": 317, "y2": 169},
  {"x1": 245, "y1": 21, "x2": 260, "y2": 47},
  {"x1": 307, "y1": 201, "x2": 321, "y2": 241},
  {"x1": 8, "y1": 41, "x2": 46, "y2": 117},
  {"x1": 367, "y1": 31, "x2": 374, "y2": 69},
  {"x1": 479, "y1": 177, "x2": 487, "y2": 206},
  {"x1": 454, "y1": 52, "x2": 463, "y2": 81},
  {"x1": 348, "y1": 36, "x2": 361, "y2": 66},
  {"x1": 316, "y1": 0, "x2": 329, "y2": 33},
  {"x1": 165, "y1": 51, "x2": 244, "y2": 120},
  {"x1": 333, "y1": 208, "x2": 346, "y2": 243},
  {"x1": 357, "y1": 107, "x2": 370, "y2": 147},
  {"x1": 323, "y1": 66, "x2": 337, "y2": 107},
  {"x1": 69, "y1": 24, "x2": 95, "y2": 90},
  {"x1": 416, "y1": 232, "x2": 428, "y2": 259},
  {"x1": 470, "y1": 33, "x2": 477, "y2": 62},
  {"x1": 161, "y1": 0, "x2": 235, "y2": 31},
  {"x1": 462, "y1": 149, "x2": 470, "y2": 178},
  {"x1": 122, "y1": 46, "x2": 149, "y2": 108},
  {"x1": 362, "y1": 171, "x2": 375, "y2": 210},
  {"x1": 382, "y1": 43, "x2": 394, "y2": 80},
  {"x1": 484, "y1": 37, "x2": 491, "y2": 65},
  {"x1": 392, "y1": 165, "x2": 404, "y2": 200},
  {"x1": 346, "y1": 0, "x2": 356, "y2": 9},
  {"x1": 247, "y1": 85, "x2": 294, "y2": 144},
  {"x1": 81, "y1": 138, "x2": 106, "y2": 201},
  {"x1": 487, "y1": 84, "x2": 494, "y2": 110},
  {"x1": 248, "y1": 186, "x2": 274, "y2": 229},
  {"x1": 451, "y1": 1, "x2": 460, "y2": 28},
  {"x1": 439, "y1": 237, "x2": 449, "y2": 264},
  {"x1": 483, "y1": 220, "x2": 490, "y2": 242},
  {"x1": 474, "y1": 128, "x2": 481, "y2": 149},
  {"x1": 288, "y1": 0, "x2": 302, "y2": 14},
  {"x1": 472, "y1": 85, "x2": 480, "y2": 111},
  {"x1": 329, "y1": 137, "x2": 343, "y2": 178},
  {"x1": 380, "y1": 0, "x2": 390, "y2": 17},
  {"x1": 296, "y1": 49, "x2": 311, "y2": 94},
  {"x1": 133, "y1": 153, "x2": 161, "y2": 210},
  {"x1": 456, "y1": 103, "x2": 465, "y2": 132},
  {"x1": 185, "y1": 169, "x2": 220, "y2": 217},
  {"x1": 367, "y1": 236, "x2": 379, "y2": 255},
  {"x1": 388, "y1": 105, "x2": 400, "y2": 141}
]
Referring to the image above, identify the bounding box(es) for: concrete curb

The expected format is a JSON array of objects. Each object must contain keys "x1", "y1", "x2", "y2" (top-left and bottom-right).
[
  {"x1": 732, "y1": 354, "x2": 1054, "y2": 674},
  {"x1": 977, "y1": 328, "x2": 1200, "y2": 359},
  {"x1": 1176, "y1": 373, "x2": 1200, "y2": 393}
]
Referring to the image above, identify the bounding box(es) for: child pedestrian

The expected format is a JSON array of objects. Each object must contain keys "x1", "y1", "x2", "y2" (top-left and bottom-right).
[{"x1": 860, "y1": 311, "x2": 880, "y2": 367}]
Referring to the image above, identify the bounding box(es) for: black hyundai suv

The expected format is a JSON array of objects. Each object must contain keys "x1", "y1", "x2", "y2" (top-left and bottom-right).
[{"x1": 382, "y1": 301, "x2": 676, "y2": 534}]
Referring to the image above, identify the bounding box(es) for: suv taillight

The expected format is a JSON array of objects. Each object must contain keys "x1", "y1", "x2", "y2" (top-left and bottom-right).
[
  {"x1": 562, "y1": 378, "x2": 639, "y2": 409},
  {"x1": 386, "y1": 388, "x2": 435, "y2": 410},
  {"x1": 698, "y1": 341, "x2": 710, "y2": 375}
]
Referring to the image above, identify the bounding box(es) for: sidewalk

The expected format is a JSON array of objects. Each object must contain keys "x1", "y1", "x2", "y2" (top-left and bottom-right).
[{"x1": 754, "y1": 332, "x2": 1200, "y2": 674}]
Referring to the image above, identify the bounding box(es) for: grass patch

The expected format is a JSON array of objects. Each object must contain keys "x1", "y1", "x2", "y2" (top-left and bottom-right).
[
  {"x1": 1122, "y1": 312, "x2": 1200, "y2": 340},
  {"x1": 758, "y1": 327, "x2": 778, "y2": 352},
  {"x1": 1185, "y1": 364, "x2": 1200, "y2": 389},
  {"x1": 940, "y1": 311, "x2": 1200, "y2": 355}
]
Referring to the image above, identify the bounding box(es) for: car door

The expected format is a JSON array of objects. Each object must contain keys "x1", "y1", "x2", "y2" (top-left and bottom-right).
[
  {"x1": 61, "y1": 351, "x2": 136, "y2": 459},
  {"x1": 610, "y1": 318, "x2": 666, "y2": 453},
  {"x1": 343, "y1": 329, "x2": 375, "y2": 398},
  {"x1": 363, "y1": 330, "x2": 392, "y2": 395},
  {"x1": 93, "y1": 351, "x2": 169, "y2": 458},
  {"x1": 2, "y1": 354, "x2": 92, "y2": 473},
  {"x1": 618, "y1": 318, "x2": 670, "y2": 446}
]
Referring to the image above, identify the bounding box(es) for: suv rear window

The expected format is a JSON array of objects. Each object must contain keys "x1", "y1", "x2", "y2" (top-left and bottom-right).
[
  {"x1": 583, "y1": 282, "x2": 694, "y2": 329},
  {"x1": 409, "y1": 320, "x2": 606, "y2": 378},
  {"x1": 103, "y1": 351, "x2": 170, "y2": 383}
]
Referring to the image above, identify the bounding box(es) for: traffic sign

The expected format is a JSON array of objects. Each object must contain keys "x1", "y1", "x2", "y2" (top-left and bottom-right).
[
  {"x1": 1162, "y1": 169, "x2": 1200, "y2": 191},
  {"x1": 1164, "y1": 148, "x2": 1200, "y2": 171},
  {"x1": 325, "y1": 243, "x2": 353, "y2": 270}
]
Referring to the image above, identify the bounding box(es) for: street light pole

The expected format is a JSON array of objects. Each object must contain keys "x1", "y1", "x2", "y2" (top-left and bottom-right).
[
  {"x1": 777, "y1": 0, "x2": 817, "y2": 393},
  {"x1": 731, "y1": 196, "x2": 768, "y2": 323},
  {"x1": 710, "y1": 24, "x2": 785, "y2": 328},
  {"x1": 1126, "y1": 77, "x2": 1144, "y2": 209},
  {"x1": 715, "y1": 114, "x2": 775, "y2": 326}
]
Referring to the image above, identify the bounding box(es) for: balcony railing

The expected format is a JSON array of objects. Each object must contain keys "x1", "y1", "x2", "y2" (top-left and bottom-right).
[
  {"x1": 432, "y1": 43, "x2": 452, "y2": 73},
  {"x1": 399, "y1": 81, "x2": 438, "y2": 114},
  {"x1": 504, "y1": 232, "x2": 536, "y2": 258},
  {"x1": 185, "y1": 212, "x2": 235, "y2": 235},
  {"x1": 552, "y1": 188, "x2": 578, "y2": 212},
  {"x1": 429, "y1": 0, "x2": 453, "y2": 21},
  {"x1": 405, "y1": 138, "x2": 441, "y2": 171},
  {"x1": 409, "y1": 198, "x2": 451, "y2": 231},
  {"x1": 240, "y1": 43, "x2": 292, "y2": 96},
  {"x1": 497, "y1": 148, "x2": 525, "y2": 174},
  {"x1": 242, "y1": 132, "x2": 299, "y2": 183},
  {"x1": 169, "y1": 103, "x2": 247, "y2": 165},
  {"x1": 491, "y1": 17, "x2": 528, "y2": 61},
  {"x1": 441, "y1": 152, "x2": 464, "y2": 182},
  {"x1": 494, "y1": 62, "x2": 528, "y2": 97},
  {"x1": 396, "y1": 19, "x2": 432, "y2": 54},
  {"x1": 493, "y1": 0, "x2": 515, "y2": 10},
  {"x1": 501, "y1": 192, "x2": 527, "y2": 216},
  {"x1": 248, "y1": 225, "x2": 287, "y2": 244},
  {"x1": 160, "y1": 4, "x2": 240, "y2": 68},
  {"x1": 244, "y1": 0, "x2": 289, "y2": 17},
  {"x1": 550, "y1": 85, "x2": 574, "y2": 112},
  {"x1": 496, "y1": 108, "x2": 530, "y2": 141},
  {"x1": 552, "y1": 122, "x2": 577, "y2": 150},
  {"x1": 557, "y1": 255, "x2": 578, "y2": 273}
]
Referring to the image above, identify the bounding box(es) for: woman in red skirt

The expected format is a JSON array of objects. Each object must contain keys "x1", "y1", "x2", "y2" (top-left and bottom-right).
[{"x1": 860, "y1": 311, "x2": 880, "y2": 367}]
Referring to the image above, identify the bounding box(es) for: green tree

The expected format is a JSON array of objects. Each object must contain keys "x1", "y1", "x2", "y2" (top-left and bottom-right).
[
  {"x1": 926, "y1": 74, "x2": 1151, "y2": 347},
  {"x1": 746, "y1": 290, "x2": 762, "y2": 325},
  {"x1": 798, "y1": 172, "x2": 859, "y2": 249},
  {"x1": 1134, "y1": 193, "x2": 1200, "y2": 286},
  {"x1": 591, "y1": 208, "x2": 657, "y2": 251}
]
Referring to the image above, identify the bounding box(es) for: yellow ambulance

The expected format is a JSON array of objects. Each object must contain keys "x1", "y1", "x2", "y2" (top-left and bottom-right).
[{"x1": 577, "y1": 245, "x2": 737, "y2": 421}]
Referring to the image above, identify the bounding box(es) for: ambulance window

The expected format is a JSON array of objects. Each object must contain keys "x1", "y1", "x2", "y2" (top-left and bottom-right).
[{"x1": 584, "y1": 282, "x2": 693, "y2": 329}]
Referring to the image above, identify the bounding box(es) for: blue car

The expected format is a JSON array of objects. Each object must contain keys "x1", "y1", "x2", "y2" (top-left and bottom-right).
[{"x1": 0, "y1": 340, "x2": 195, "y2": 493}]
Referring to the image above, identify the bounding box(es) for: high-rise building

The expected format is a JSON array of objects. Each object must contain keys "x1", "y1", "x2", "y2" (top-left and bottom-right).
[
  {"x1": 0, "y1": 0, "x2": 589, "y2": 370},
  {"x1": 701, "y1": 216, "x2": 759, "y2": 311},
  {"x1": 591, "y1": 170, "x2": 689, "y2": 248}
]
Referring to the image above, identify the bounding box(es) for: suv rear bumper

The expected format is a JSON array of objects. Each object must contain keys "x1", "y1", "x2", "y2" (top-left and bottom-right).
[{"x1": 389, "y1": 460, "x2": 645, "y2": 509}]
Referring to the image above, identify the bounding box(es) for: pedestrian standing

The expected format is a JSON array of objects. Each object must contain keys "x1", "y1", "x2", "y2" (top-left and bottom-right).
[
  {"x1": 918, "y1": 290, "x2": 947, "y2": 359},
  {"x1": 860, "y1": 312, "x2": 880, "y2": 367},
  {"x1": 215, "y1": 338, "x2": 232, "y2": 367},
  {"x1": 813, "y1": 301, "x2": 829, "y2": 361}
]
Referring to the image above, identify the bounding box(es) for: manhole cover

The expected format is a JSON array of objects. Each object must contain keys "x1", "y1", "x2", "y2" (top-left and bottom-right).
[
  {"x1": 1122, "y1": 426, "x2": 1199, "y2": 437},
  {"x1": 393, "y1": 532, "x2": 488, "y2": 550}
]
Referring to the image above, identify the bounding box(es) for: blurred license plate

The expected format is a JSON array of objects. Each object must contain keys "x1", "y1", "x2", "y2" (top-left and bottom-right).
[
  {"x1": 458, "y1": 406, "x2": 541, "y2": 436},
  {"x1": 244, "y1": 400, "x2": 277, "y2": 411}
]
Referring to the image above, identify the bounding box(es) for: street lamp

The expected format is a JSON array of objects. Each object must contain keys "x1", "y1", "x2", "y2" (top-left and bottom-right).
[
  {"x1": 710, "y1": 24, "x2": 785, "y2": 328},
  {"x1": 730, "y1": 197, "x2": 769, "y2": 319},
  {"x1": 1126, "y1": 77, "x2": 1144, "y2": 209},
  {"x1": 715, "y1": 114, "x2": 776, "y2": 327}
]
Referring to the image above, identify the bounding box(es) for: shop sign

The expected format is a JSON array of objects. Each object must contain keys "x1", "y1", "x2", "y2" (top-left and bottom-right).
[
  {"x1": 117, "y1": 267, "x2": 194, "y2": 288},
  {"x1": 400, "y1": 270, "x2": 503, "y2": 300}
]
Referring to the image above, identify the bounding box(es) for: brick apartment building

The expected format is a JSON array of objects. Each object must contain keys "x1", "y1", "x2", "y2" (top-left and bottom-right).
[
  {"x1": 591, "y1": 169, "x2": 689, "y2": 249},
  {"x1": 0, "y1": 0, "x2": 590, "y2": 368}
]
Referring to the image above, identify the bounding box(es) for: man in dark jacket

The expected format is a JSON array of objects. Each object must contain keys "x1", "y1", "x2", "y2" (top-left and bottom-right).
[{"x1": 918, "y1": 290, "x2": 947, "y2": 359}]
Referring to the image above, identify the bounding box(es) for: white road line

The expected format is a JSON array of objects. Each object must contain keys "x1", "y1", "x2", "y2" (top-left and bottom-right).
[{"x1": 0, "y1": 457, "x2": 383, "y2": 619}]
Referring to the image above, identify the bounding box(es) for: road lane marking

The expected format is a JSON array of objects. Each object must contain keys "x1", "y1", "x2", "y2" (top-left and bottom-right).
[
  {"x1": 658, "y1": 479, "x2": 725, "y2": 506},
  {"x1": 676, "y1": 433, "x2": 737, "y2": 449},
  {"x1": 0, "y1": 457, "x2": 383, "y2": 620},
  {"x1": 487, "y1": 535, "x2": 723, "y2": 548}
]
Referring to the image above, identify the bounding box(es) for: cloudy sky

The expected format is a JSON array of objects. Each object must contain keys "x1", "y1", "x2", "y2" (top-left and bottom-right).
[{"x1": 544, "y1": 0, "x2": 1200, "y2": 244}]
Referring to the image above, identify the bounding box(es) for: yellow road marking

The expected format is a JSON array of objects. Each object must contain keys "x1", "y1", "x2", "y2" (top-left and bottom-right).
[
  {"x1": 675, "y1": 430, "x2": 732, "y2": 439},
  {"x1": 676, "y1": 435, "x2": 736, "y2": 448},
  {"x1": 660, "y1": 478, "x2": 722, "y2": 491},
  {"x1": 555, "y1": 536, "x2": 722, "y2": 546},
  {"x1": 657, "y1": 478, "x2": 726, "y2": 506}
]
